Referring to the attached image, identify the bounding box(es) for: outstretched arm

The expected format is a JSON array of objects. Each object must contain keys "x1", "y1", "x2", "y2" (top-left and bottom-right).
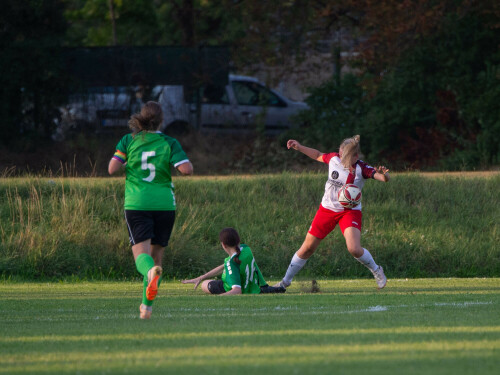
[
  {"x1": 373, "y1": 166, "x2": 390, "y2": 182},
  {"x1": 181, "y1": 264, "x2": 224, "y2": 289},
  {"x1": 287, "y1": 140, "x2": 324, "y2": 162}
]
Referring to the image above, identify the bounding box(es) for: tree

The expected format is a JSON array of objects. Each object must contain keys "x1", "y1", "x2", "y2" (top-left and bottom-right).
[
  {"x1": 63, "y1": 0, "x2": 364, "y2": 80},
  {"x1": 295, "y1": 0, "x2": 500, "y2": 168},
  {"x1": 64, "y1": 0, "x2": 160, "y2": 46}
]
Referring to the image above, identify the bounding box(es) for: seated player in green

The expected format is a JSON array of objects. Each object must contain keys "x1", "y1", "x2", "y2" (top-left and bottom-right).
[{"x1": 182, "y1": 228, "x2": 285, "y2": 295}]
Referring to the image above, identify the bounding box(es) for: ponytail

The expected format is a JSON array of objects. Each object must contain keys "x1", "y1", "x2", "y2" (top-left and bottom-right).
[
  {"x1": 128, "y1": 101, "x2": 163, "y2": 134},
  {"x1": 233, "y1": 247, "x2": 241, "y2": 265}
]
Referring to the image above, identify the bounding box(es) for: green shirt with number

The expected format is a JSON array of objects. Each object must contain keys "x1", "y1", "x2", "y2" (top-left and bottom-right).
[
  {"x1": 221, "y1": 245, "x2": 267, "y2": 294},
  {"x1": 113, "y1": 131, "x2": 189, "y2": 210}
]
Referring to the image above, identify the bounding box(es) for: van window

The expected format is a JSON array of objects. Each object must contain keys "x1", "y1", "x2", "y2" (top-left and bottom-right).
[
  {"x1": 202, "y1": 84, "x2": 229, "y2": 104},
  {"x1": 232, "y1": 81, "x2": 286, "y2": 107},
  {"x1": 187, "y1": 84, "x2": 229, "y2": 104}
]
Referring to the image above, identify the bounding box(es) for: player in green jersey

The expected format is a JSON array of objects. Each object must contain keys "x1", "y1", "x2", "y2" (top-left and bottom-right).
[
  {"x1": 182, "y1": 228, "x2": 285, "y2": 295},
  {"x1": 108, "y1": 101, "x2": 193, "y2": 319}
]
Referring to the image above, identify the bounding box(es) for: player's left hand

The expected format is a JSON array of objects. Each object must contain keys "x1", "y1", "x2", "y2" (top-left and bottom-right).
[
  {"x1": 181, "y1": 277, "x2": 202, "y2": 290},
  {"x1": 374, "y1": 166, "x2": 390, "y2": 182},
  {"x1": 376, "y1": 166, "x2": 389, "y2": 175}
]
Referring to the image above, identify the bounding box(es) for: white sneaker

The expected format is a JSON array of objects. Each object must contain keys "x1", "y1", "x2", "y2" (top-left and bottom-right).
[
  {"x1": 372, "y1": 266, "x2": 387, "y2": 289},
  {"x1": 272, "y1": 280, "x2": 291, "y2": 289}
]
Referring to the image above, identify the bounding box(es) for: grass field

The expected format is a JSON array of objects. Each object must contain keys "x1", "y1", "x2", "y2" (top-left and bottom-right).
[{"x1": 1, "y1": 278, "x2": 499, "y2": 374}]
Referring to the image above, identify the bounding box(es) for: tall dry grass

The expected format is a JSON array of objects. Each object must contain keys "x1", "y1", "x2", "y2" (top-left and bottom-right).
[{"x1": 1, "y1": 173, "x2": 499, "y2": 280}]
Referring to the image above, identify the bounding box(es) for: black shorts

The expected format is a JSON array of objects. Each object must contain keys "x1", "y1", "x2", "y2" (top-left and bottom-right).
[
  {"x1": 124, "y1": 210, "x2": 175, "y2": 247},
  {"x1": 207, "y1": 280, "x2": 226, "y2": 295}
]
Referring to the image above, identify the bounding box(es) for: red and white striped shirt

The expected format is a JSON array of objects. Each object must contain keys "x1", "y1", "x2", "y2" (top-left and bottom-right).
[{"x1": 320, "y1": 152, "x2": 376, "y2": 212}]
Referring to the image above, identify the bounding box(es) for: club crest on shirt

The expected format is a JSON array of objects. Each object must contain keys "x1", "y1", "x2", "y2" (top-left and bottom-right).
[{"x1": 331, "y1": 171, "x2": 339, "y2": 179}]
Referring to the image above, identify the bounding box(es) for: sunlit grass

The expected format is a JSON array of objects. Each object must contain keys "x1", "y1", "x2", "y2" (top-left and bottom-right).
[
  {"x1": 2, "y1": 326, "x2": 500, "y2": 344},
  {"x1": 0, "y1": 278, "x2": 499, "y2": 374}
]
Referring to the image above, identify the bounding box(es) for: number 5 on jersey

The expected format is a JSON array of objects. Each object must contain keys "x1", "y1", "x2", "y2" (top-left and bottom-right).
[{"x1": 142, "y1": 151, "x2": 156, "y2": 182}]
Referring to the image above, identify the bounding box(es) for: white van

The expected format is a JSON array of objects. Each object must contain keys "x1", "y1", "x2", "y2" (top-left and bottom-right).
[
  {"x1": 53, "y1": 75, "x2": 307, "y2": 140},
  {"x1": 52, "y1": 86, "x2": 163, "y2": 140},
  {"x1": 159, "y1": 74, "x2": 308, "y2": 134}
]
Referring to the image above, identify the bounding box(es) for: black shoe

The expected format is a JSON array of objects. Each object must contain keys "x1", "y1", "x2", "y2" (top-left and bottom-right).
[{"x1": 260, "y1": 284, "x2": 286, "y2": 294}]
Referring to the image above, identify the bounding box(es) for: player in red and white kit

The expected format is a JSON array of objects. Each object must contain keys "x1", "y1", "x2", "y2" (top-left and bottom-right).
[{"x1": 275, "y1": 135, "x2": 390, "y2": 289}]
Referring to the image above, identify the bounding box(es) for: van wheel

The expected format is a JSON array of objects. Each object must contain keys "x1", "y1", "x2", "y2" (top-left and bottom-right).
[{"x1": 164, "y1": 121, "x2": 191, "y2": 136}]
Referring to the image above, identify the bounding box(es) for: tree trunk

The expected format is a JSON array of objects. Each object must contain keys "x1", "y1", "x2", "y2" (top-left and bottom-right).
[{"x1": 108, "y1": 0, "x2": 117, "y2": 46}]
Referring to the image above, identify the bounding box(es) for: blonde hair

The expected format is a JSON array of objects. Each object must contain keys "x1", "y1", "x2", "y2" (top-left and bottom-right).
[
  {"x1": 340, "y1": 135, "x2": 361, "y2": 168},
  {"x1": 128, "y1": 101, "x2": 163, "y2": 133}
]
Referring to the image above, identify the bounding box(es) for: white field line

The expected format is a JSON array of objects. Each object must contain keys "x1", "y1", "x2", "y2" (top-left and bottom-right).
[
  {"x1": 0, "y1": 301, "x2": 494, "y2": 322},
  {"x1": 163, "y1": 301, "x2": 493, "y2": 317}
]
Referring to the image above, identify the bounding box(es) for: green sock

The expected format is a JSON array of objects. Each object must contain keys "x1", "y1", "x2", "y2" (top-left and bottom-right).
[
  {"x1": 136, "y1": 254, "x2": 155, "y2": 306},
  {"x1": 135, "y1": 253, "x2": 154, "y2": 277}
]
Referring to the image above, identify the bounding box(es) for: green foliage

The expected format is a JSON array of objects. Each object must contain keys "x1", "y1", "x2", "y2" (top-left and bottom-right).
[
  {"x1": 455, "y1": 62, "x2": 500, "y2": 168},
  {"x1": 365, "y1": 10, "x2": 500, "y2": 169},
  {"x1": 64, "y1": 0, "x2": 247, "y2": 47},
  {"x1": 0, "y1": 174, "x2": 498, "y2": 280},
  {"x1": 290, "y1": 74, "x2": 366, "y2": 151},
  {"x1": 295, "y1": 7, "x2": 500, "y2": 169},
  {"x1": 65, "y1": 0, "x2": 160, "y2": 46}
]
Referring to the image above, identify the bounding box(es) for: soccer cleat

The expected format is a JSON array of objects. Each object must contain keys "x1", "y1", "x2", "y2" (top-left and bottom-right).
[
  {"x1": 372, "y1": 266, "x2": 387, "y2": 289},
  {"x1": 139, "y1": 304, "x2": 152, "y2": 319},
  {"x1": 260, "y1": 284, "x2": 286, "y2": 294},
  {"x1": 272, "y1": 280, "x2": 291, "y2": 290},
  {"x1": 146, "y1": 266, "x2": 162, "y2": 301}
]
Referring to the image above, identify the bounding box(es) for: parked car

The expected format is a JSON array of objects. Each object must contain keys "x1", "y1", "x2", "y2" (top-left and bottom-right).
[{"x1": 159, "y1": 74, "x2": 308, "y2": 135}]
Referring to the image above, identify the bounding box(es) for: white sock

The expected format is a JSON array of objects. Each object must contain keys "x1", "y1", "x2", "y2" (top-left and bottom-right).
[
  {"x1": 356, "y1": 248, "x2": 379, "y2": 272},
  {"x1": 283, "y1": 253, "x2": 308, "y2": 285}
]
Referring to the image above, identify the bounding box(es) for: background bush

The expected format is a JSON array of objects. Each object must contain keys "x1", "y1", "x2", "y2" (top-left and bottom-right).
[{"x1": 295, "y1": 9, "x2": 500, "y2": 170}]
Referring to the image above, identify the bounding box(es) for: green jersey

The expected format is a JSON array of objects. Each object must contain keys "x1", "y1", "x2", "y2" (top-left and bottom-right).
[
  {"x1": 113, "y1": 131, "x2": 189, "y2": 210},
  {"x1": 221, "y1": 245, "x2": 267, "y2": 294}
]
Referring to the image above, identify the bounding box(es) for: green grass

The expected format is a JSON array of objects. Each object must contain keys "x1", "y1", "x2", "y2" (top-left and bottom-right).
[
  {"x1": 0, "y1": 278, "x2": 499, "y2": 374},
  {"x1": 0, "y1": 172, "x2": 499, "y2": 279}
]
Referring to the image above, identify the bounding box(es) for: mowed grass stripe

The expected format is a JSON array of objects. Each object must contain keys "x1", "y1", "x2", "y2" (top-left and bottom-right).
[
  {"x1": 1, "y1": 341, "x2": 498, "y2": 370},
  {"x1": 2, "y1": 326, "x2": 500, "y2": 344},
  {"x1": 0, "y1": 301, "x2": 496, "y2": 323}
]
